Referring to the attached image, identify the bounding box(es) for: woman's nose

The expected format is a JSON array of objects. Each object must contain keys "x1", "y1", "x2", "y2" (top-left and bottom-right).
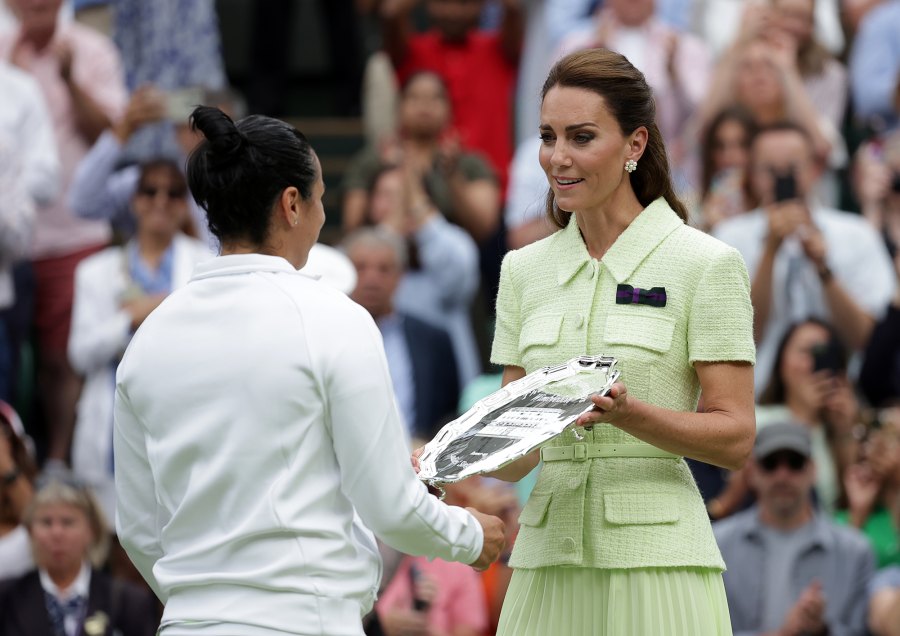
[{"x1": 549, "y1": 141, "x2": 571, "y2": 167}]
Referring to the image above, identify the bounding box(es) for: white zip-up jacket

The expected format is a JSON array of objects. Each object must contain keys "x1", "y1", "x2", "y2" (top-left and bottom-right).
[{"x1": 113, "y1": 254, "x2": 483, "y2": 636}]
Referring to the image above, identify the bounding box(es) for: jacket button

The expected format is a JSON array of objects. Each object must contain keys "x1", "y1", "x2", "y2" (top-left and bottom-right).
[
  {"x1": 574, "y1": 314, "x2": 584, "y2": 329},
  {"x1": 562, "y1": 537, "x2": 577, "y2": 553},
  {"x1": 568, "y1": 477, "x2": 581, "y2": 490}
]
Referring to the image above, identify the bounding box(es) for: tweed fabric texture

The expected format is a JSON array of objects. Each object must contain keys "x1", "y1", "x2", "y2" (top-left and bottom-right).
[{"x1": 491, "y1": 198, "x2": 755, "y2": 570}]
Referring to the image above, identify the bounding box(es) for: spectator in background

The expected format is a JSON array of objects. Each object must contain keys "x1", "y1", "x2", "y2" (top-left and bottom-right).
[
  {"x1": 67, "y1": 160, "x2": 212, "y2": 527},
  {"x1": 0, "y1": 60, "x2": 58, "y2": 209},
  {"x1": 381, "y1": 0, "x2": 522, "y2": 196},
  {"x1": 849, "y1": 0, "x2": 900, "y2": 132},
  {"x1": 695, "y1": 106, "x2": 757, "y2": 230},
  {"x1": 375, "y1": 554, "x2": 489, "y2": 636},
  {"x1": 869, "y1": 565, "x2": 900, "y2": 636},
  {"x1": 0, "y1": 59, "x2": 58, "y2": 406},
  {"x1": 714, "y1": 122, "x2": 896, "y2": 394},
  {"x1": 70, "y1": 85, "x2": 245, "y2": 249},
  {"x1": 363, "y1": 163, "x2": 481, "y2": 387},
  {"x1": 714, "y1": 422, "x2": 875, "y2": 636},
  {"x1": 836, "y1": 407, "x2": 900, "y2": 568},
  {"x1": 0, "y1": 475, "x2": 158, "y2": 636},
  {"x1": 757, "y1": 319, "x2": 860, "y2": 513},
  {"x1": 770, "y1": 0, "x2": 847, "y2": 131},
  {"x1": 345, "y1": 227, "x2": 460, "y2": 441},
  {"x1": 0, "y1": 402, "x2": 37, "y2": 580},
  {"x1": 0, "y1": 0, "x2": 127, "y2": 465},
  {"x1": 342, "y1": 71, "x2": 500, "y2": 244},
  {"x1": 854, "y1": 131, "x2": 900, "y2": 407},
  {"x1": 0, "y1": 139, "x2": 36, "y2": 404},
  {"x1": 111, "y1": 0, "x2": 226, "y2": 159},
  {"x1": 690, "y1": 0, "x2": 844, "y2": 58},
  {"x1": 698, "y1": 35, "x2": 837, "y2": 173}
]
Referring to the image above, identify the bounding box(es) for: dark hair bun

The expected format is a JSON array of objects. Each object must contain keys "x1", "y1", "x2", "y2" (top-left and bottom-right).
[{"x1": 189, "y1": 105, "x2": 246, "y2": 163}]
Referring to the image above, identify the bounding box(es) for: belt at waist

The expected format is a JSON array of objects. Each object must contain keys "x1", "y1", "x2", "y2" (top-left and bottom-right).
[{"x1": 540, "y1": 442, "x2": 681, "y2": 462}]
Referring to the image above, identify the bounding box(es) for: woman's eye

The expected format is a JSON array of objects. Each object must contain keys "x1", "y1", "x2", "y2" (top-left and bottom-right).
[
  {"x1": 539, "y1": 133, "x2": 554, "y2": 144},
  {"x1": 574, "y1": 134, "x2": 593, "y2": 144}
]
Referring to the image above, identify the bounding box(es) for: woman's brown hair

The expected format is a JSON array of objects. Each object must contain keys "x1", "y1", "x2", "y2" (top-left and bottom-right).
[{"x1": 540, "y1": 48, "x2": 688, "y2": 227}]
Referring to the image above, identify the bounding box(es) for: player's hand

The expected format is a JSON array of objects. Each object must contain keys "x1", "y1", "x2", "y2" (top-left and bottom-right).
[
  {"x1": 410, "y1": 446, "x2": 424, "y2": 473},
  {"x1": 467, "y1": 507, "x2": 506, "y2": 571}
]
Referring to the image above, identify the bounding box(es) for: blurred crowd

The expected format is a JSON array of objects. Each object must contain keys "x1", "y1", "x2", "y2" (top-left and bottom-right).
[{"x1": 0, "y1": 0, "x2": 899, "y2": 635}]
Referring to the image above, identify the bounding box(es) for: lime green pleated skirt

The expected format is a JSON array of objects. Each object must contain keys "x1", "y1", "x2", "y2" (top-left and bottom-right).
[{"x1": 496, "y1": 567, "x2": 733, "y2": 636}]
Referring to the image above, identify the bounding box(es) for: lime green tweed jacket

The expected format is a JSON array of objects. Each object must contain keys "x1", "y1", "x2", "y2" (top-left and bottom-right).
[{"x1": 491, "y1": 198, "x2": 755, "y2": 571}]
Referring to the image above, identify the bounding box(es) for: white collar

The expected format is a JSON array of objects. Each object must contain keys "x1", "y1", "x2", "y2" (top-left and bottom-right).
[
  {"x1": 39, "y1": 561, "x2": 91, "y2": 602},
  {"x1": 191, "y1": 253, "x2": 321, "y2": 282}
]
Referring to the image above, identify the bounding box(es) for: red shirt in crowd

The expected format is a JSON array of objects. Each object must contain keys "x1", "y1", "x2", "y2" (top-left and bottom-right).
[{"x1": 396, "y1": 31, "x2": 517, "y2": 196}]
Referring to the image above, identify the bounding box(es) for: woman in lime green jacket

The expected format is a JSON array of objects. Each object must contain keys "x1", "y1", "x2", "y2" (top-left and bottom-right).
[{"x1": 489, "y1": 49, "x2": 757, "y2": 635}]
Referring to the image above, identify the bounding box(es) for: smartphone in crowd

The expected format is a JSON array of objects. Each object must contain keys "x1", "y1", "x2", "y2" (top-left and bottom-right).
[
  {"x1": 773, "y1": 169, "x2": 797, "y2": 202},
  {"x1": 166, "y1": 87, "x2": 205, "y2": 125},
  {"x1": 409, "y1": 564, "x2": 430, "y2": 612},
  {"x1": 811, "y1": 340, "x2": 844, "y2": 374}
]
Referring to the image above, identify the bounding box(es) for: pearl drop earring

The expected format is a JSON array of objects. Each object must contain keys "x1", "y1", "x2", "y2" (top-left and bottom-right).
[{"x1": 624, "y1": 159, "x2": 637, "y2": 173}]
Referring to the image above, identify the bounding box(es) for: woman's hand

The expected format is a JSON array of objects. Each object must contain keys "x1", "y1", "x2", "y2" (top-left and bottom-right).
[
  {"x1": 575, "y1": 382, "x2": 633, "y2": 427},
  {"x1": 844, "y1": 462, "x2": 880, "y2": 527},
  {"x1": 411, "y1": 446, "x2": 424, "y2": 474}
]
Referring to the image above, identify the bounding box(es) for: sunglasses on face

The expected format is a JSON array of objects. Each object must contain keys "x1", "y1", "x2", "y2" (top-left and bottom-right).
[
  {"x1": 137, "y1": 186, "x2": 187, "y2": 200},
  {"x1": 759, "y1": 451, "x2": 808, "y2": 473}
]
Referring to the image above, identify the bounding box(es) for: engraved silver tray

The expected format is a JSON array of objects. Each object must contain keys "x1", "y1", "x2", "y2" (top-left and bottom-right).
[{"x1": 417, "y1": 355, "x2": 620, "y2": 487}]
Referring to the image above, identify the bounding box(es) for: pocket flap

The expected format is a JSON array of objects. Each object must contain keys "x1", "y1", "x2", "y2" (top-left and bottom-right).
[
  {"x1": 603, "y1": 492, "x2": 680, "y2": 525},
  {"x1": 520, "y1": 314, "x2": 564, "y2": 349},
  {"x1": 604, "y1": 311, "x2": 675, "y2": 353},
  {"x1": 518, "y1": 492, "x2": 552, "y2": 527}
]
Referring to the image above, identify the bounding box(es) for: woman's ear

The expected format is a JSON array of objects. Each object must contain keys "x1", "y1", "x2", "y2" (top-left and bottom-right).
[
  {"x1": 278, "y1": 186, "x2": 302, "y2": 227},
  {"x1": 628, "y1": 126, "x2": 649, "y2": 162}
]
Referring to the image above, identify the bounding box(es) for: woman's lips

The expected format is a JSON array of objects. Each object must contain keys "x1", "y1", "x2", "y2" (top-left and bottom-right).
[{"x1": 553, "y1": 177, "x2": 584, "y2": 189}]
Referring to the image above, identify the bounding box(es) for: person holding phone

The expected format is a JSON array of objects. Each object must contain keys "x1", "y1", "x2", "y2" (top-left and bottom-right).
[
  {"x1": 113, "y1": 106, "x2": 506, "y2": 636},
  {"x1": 714, "y1": 121, "x2": 896, "y2": 395}
]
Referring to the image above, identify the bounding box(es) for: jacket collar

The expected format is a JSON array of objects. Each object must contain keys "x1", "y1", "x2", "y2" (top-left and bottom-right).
[
  {"x1": 191, "y1": 253, "x2": 318, "y2": 282},
  {"x1": 554, "y1": 197, "x2": 683, "y2": 286}
]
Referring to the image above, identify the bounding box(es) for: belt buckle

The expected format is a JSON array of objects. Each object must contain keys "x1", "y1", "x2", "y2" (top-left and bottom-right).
[{"x1": 572, "y1": 442, "x2": 588, "y2": 462}]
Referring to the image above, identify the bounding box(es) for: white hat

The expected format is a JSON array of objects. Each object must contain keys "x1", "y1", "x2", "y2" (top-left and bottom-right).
[{"x1": 300, "y1": 243, "x2": 357, "y2": 295}]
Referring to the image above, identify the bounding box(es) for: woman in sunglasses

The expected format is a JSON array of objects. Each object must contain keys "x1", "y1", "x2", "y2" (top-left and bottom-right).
[
  {"x1": 757, "y1": 318, "x2": 860, "y2": 514},
  {"x1": 0, "y1": 475, "x2": 158, "y2": 635},
  {"x1": 67, "y1": 160, "x2": 212, "y2": 527}
]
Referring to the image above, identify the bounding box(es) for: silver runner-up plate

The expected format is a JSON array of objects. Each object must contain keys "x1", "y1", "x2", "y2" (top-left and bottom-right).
[{"x1": 417, "y1": 355, "x2": 620, "y2": 488}]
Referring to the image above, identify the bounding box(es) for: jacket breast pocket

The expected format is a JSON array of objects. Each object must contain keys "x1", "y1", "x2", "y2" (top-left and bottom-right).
[
  {"x1": 604, "y1": 310, "x2": 676, "y2": 354},
  {"x1": 518, "y1": 314, "x2": 565, "y2": 369},
  {"x1": 518, "y1": 491, "x2": 552, "y2": 527},
  {"x1": 603, "y1": 492, "x2": 680, "y2": 526}
]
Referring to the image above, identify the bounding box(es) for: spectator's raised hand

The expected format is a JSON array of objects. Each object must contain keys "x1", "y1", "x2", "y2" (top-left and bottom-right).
[
  {"x1": 593, "y1": 8, "x2": 619, "y2": 49},
  {"x1": 799, "y1": 223, "x2": 828, "y2": 271},
  {"x1": 766, "y1": 29, "x2": 799, "y2": 74},
  {"x1": 782, "y1": 580, "x2": 827, "y2": 636},
  {"x1": 822, "y1": 376, "x2": 860, "y2": 433},
  {"x1": 736, "y1": 4, "x2": 774, "y2": 45},
  {"x1": 113, "y1": 86, "x2": 168, "y2": 144},
  {"x1": 844, "y1": 462, "x2": 881, "y2": 522},
  {"x1": 764, "y1": 201, "x2": 806, "y2": 250}
]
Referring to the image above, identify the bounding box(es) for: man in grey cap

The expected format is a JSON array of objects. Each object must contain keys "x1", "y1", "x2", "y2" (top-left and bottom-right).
[{"x1": 714, "y1": 422, "x2": 876, "y2": 636}]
